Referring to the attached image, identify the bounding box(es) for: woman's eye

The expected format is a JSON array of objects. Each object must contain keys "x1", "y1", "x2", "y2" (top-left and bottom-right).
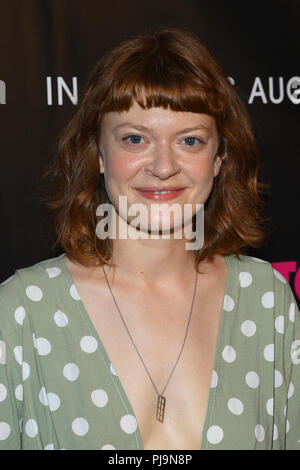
[
  {"x1": 124, "y1": 135, "x2": 145, "y2": 144},
  {"x1": 182, "y1": 137, "x2": 203, "y2": 146}
]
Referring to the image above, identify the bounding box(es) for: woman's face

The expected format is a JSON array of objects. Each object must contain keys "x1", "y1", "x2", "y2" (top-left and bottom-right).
[{"x1": 98, "y1": 102, "x2": 222, "y2": 235}]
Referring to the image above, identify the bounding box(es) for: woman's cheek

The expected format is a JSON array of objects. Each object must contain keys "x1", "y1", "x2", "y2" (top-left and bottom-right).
[
  {"x1": 190, "y1": 158, "x2": 214, "y2": 180},
  {"x1": 109, "y1": 150, "x2": 139, "y2": 177}
]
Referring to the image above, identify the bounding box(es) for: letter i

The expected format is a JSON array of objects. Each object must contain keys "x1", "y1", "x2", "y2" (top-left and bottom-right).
[{"x1": 47, "y1": 77, "x2": 53, "y2": 105}]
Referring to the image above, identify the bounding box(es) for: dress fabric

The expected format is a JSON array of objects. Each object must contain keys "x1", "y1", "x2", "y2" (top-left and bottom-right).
[{"x1": 0, "y1": 253, "x2": 299, "y2": 450}]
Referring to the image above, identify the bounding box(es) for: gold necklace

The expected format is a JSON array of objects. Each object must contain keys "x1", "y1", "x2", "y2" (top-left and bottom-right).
[{"x1": 101, "y1": 265, "x2": 198, "y2": 423}]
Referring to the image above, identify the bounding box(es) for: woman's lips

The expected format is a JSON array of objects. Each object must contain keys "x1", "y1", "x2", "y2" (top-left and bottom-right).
[{"x1": 135, "y1": 188, "x2": 186, "y2": 201}]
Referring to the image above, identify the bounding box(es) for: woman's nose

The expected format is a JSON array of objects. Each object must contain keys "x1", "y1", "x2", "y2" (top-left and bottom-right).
[{"x1": 144, "y1": 142, "x2": 181, "y2": 179}]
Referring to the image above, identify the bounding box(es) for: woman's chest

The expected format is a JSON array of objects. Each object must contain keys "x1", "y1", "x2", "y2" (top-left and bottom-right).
[
  {"x1": 77, "y1": 281, "x2": 225, "y2": 450},
  {"x1": 21, "y1": 295, "x2": 220, "y2": 450}
]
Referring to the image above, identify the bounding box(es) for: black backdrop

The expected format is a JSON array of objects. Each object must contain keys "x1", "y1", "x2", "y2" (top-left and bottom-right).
[{"x1": 0, "y1": 0, "x2": 299, "y2": 306}]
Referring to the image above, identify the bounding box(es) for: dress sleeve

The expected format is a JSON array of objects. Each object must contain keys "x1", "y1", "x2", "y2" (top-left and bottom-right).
[
  {"x1": 0, "y1": 278, "x2": 23, "y2": 449},
  {"x1": 278, "y1": 274, "x2": 300, "y2": 450}
]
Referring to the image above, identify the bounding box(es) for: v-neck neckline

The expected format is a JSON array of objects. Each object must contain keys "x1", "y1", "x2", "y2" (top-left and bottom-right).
[{"x1": 57, "y1": 252, "x2": 234, "y2": 450}]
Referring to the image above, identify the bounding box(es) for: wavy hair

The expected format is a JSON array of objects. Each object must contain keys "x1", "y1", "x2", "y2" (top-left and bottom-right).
[{"x1": 41, "y1": 27, "x2": 270, "y2": 271}]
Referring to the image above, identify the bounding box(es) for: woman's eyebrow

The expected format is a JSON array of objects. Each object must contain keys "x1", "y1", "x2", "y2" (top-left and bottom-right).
[
  {"x1": 114, "y1": 122, "x2": 211, "y2": 133},
  {"x1": 177, "y1": 125, "x2": 211, "y2": 134},
  {"x1": 114, "y1": 122, "x2": 150, "y2": 132}
]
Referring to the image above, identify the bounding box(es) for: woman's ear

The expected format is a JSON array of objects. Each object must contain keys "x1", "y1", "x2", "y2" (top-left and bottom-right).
[
  {"x1": 213, "y1": 154, "x2": 224, "y2": 177},
  {"x1": 99, "y1": 155, "x2": 104, "y2": 174}
]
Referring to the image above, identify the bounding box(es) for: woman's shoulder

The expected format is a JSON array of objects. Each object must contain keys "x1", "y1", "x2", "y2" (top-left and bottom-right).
[
  {"x1": 228, "y1": 253, "x2": 287, "y2": 283},
  {"x1": 0, "y1": 255, "x2": 65, "y2": 349},
  {"x1": 227, "y1": 253, "x2": 298, "y2": 316},
  {"x1": 1, "y1": 253, "x2": 65, "y2": 289},
  {"x1": 0, "y1": 254, "x2": 67, "y2": 319},
  {"x1": 228, "y1": 252, "x2": 271, "y2": 269}
]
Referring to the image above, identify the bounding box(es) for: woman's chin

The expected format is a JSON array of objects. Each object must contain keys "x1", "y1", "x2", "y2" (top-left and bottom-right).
[{"x1": 126, "y1": 218, "x2": 185, "y2": 239}]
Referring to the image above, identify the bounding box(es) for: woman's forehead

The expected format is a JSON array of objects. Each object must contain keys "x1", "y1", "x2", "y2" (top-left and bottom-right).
[{"x1": 101, "y1": 102, "x2": 216, "y2": 133}]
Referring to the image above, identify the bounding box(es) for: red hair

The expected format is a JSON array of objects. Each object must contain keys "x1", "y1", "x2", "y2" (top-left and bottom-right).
[{"x1": 41, "y1": 27, "x2": 270, "y2": 271}]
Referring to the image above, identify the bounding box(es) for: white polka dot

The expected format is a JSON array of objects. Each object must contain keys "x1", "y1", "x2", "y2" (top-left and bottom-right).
[
  {"x1": 46, "y1": 267, "x2": 61, "y2": 278},
  {"x1": 286, "y1": 420, "x2": 290, "y2": 433},
  {"x1": 80, "y1": 336, "x2": 98, "y2": 354},
  {"x1": 274, "y1": 370, "x2": 283, "y2": 388},
  {"x1": 207, "y1": 425, "x2": 224, "y2": 445},
  {"x1": 223, "y1": 295, "x2": 235, "y2": 312},
  {"x1": 289, "y1": 303, "x2": 295, "y2": 322},
  {"x1": 254, "y1": 424, "x2": 265, "y2": 442},
  {"x1": 273, "y1": 269, "x2": 287, "y2": 284},
  {"x1": 241, "y1": 320, "x2": 256, "y2": 337},
  {"x1": 273, "y1": 424, "x2": 278, "y2": 441},
  {"x1": 291, "y1": 340, "x2": 300, "y2": 364},
  {"x1": 54, "y1": 310, "x2": 69, "y2": 327},
  {"x1": 38, "y1": 388, "x2": 60, "y2": 411},
  {"x1": 222, "y1": 345, "x2": 236, "y2": 363},
  {"x1": 110, "y1": 363, "x2": 118, "y2": 376},
  {"x1": 22, "y1": 362, "x2": 30, "y2": 381},
  {"x1": 120, "y1": 415, "x2": 138, "y2": 434},
  {"x1": 70, "y1": 284, "x2": 80, "y2": 300},
  {"x1": 0, "y1": 422, "x2": 11, "y2": 440},
  {"x1": 32, "y1": 333, "x2": 37, "y2": 348},
  {"x1": 211, "y1": 370, "x2": 218, "y2": 388},
  {"x1": 245, "y1": 371, "x2": 259, "y2": 389},
  {"x1": 101, "y1": 444, "x2": 116, "y2": 449},
  {"x1": 44, "y1": 444, "x2": 54, "y2": 450},
  {"x1": 47, "y1": 393, "x2": 61, "y2": 412},
  {"x1": 63, "y1": 363, "x2": 80, "y2": 381},
  {"x1": 91, "y1": 389, "x2": 109, "y2": 408},
  {"x1": 239, "y1": 271, "x2": 253, "y2": 288},
  {"x1": 266, "y1": 398, "x2": 274, "y2": 416},
  {"x1": 0, "y1": 340, "x2": 6, "y2": 364},
  {"x1": 275, "y1": 315, "x2": 284, "y2": 334},
  {"x1": 13, "y1": 345, "x2": 23, "y2": 365},
  {"x1": 39, "y1": 387, "x2": 48, "y2": 406},
  {"x1": 15, "y1": 384, "x2": 23, "y2": 401},
  {"x1": 252, "y1": 257, "x2": 267, "y2": 263},
  {"x1": 25, "y1": 419, "x2": 38, "y2": 438},
  {"x1": 288, "y1": 382, "x2": 294, "y2": 399},
  {"x1": 228, "y1": 398, "x2": 244, "y2": 415},
  {"x1": 284, "y1": 404, "x2": 287, "y2": 417},
  {"x1": 36, "y1": 338, "x2": 51, "y2": 356},
  {"x1": 26, "y1": 285, "x2": 43, "y2": 302},
  {"x1": 264, "y1": 344, "x2": 274, "y2": 362},
  {"x1": 19, "y1": 417, "x2": 23, "y2": 433},
  {"x1": 72, "y1": 417, "x2": 89, "y2": 436},
  {"x1": 14, "y1": 306, "x2": 26, "y2": 325},
  {"x1": 0, "y1": 384, "x2": 7, "y2": 402},
  {"x1": 261, "y1": 291, "x2": 274, "y2": 309}
]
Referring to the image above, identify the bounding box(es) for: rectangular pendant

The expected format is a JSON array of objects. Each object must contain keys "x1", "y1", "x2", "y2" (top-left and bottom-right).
[{"x1": 156, "y1": 395, "x2": 166, "y2": 422}]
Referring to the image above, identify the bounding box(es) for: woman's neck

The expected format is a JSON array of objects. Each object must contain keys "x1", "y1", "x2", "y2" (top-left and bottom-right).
[{"x1": 108, "y1": 236, "x2": 196, "y2": 290}]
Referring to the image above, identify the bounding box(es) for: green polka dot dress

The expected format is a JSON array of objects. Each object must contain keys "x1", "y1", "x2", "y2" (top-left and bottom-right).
[{"x1": 0, "y1": 253, "x2": 299, "y2": 450}]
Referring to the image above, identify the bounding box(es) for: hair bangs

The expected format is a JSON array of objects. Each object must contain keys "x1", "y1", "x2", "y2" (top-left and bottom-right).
[{"x1": 100, "y1": 50, "x2": 225, "y2": 117}]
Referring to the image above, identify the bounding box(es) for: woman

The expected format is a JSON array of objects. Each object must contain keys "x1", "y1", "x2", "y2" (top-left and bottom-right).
[{"x1": 0, "y1": 28, "x2": 299, "y2": 450}]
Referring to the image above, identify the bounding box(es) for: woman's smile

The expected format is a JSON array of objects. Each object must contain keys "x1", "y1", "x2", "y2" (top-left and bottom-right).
[{"x1": 134, "y1": 187, "x2": 186, "y2": 201}]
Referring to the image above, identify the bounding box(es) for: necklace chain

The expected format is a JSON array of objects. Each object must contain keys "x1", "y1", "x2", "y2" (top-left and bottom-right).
[{"x1": 101, "y1": 264, "x2": 198, "y2": 422}]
